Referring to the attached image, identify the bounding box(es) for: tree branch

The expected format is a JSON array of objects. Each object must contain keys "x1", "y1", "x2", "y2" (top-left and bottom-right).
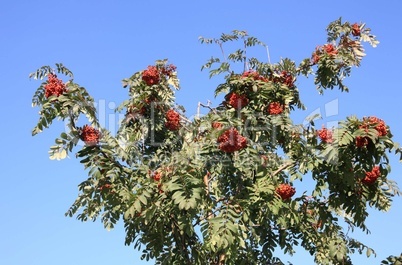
[
  {"x1": 199, "y1": 102, "x2": 217, "y2": 114},
  {"x1": 272, "y1": 161, "x2": 295, "y2": 177}
]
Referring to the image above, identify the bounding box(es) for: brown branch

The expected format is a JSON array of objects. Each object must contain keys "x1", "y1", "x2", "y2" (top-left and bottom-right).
[
  {"x1": 272, "y1": 161, "x2": 295, "y2": 177},
  {"x1": 199, "y1": 102, "x2": 217, "y2": 114},
  {"x1": 219, "y1": 253, "x2": 226, "y2": 265},
  {"x1": 203, "y1": 171, "x2": 210, "y2": 196},
  {"x1": 179, "y1": 114, "x2": 192, "y2": 124}
]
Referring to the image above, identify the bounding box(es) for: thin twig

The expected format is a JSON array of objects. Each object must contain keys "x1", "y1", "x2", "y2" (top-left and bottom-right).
[
  {"x1": 199, "y1": 102, "x2": 217, "y2": 114},
  {"x1": 243, "y1": 39, "x2": 248, "y2": 72},
  {"x1": 179, "y1": 114, "x2": 193, "y2": 124},
  {"x1": 265, "y1": 45, "x2": 271, "y2": 64},
  {"x1": 197, "y1": 102, "x2": 201, "y2": 119},
  {"x1": 219, "y1": 42, "x2": 226, "y2": 62}
]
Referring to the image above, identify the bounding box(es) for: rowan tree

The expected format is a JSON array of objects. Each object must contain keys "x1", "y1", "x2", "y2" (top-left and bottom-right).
[{"x1": 30, "y1": 18, "x2": 402, "y2": 264}]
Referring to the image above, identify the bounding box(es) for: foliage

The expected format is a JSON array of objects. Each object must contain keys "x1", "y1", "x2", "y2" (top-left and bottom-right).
[
  {"x1": 30, "y1": 18, "x2": 401, "y2": 264},
  {"x1": 381, "y1": 253, "x2": 402, "y2": 265}
]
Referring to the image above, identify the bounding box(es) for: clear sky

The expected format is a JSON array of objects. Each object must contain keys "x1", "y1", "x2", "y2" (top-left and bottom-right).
[{"x1": 1, "y1": 0, "x2": 402, "y2": 264}]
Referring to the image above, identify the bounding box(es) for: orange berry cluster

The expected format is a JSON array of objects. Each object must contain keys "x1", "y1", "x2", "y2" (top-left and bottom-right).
[
  {"x1": 80, "y1": 125, "x2": 100, "y2": 146},
  {"x1": 212, "y1": 122, "x2": 223, "y2": 129},
  {"x1": 242, "y1": 70, "x2": 268, "y2": 82},
  {"x1": 311, "y1": 43, "x2": 338, "y2": 64},
  {"x1": 44, "y1": 73, "x2": 66, "y2": 98},
  {"x1": 356, "y1": 116, "x2": 387, "y2": 147},
  {"x1": 267, "y1": 102, "x2": 284, "y2": 115},
  {"x1": 351, "y1": 23, "x2": 361, "y2": 37},
  {"x1": 161, "y1": 64, "x2": 177, "y2": 77},
  {"x1": 362, "y1": 166, "x2": 381, "y2": 185},
  {"x1": 276, "y1": 183, "x2": 296, "y2": 200},
  {"x1": 361, "y1": 116, "x2": 387, "y2": 137},
  {"x1": 152, "y1": 171, "x2": 162, "y2": 182},
  {"x1": 142, "y1": 64, "x2": 177, "y2": 86},
  {"x1": 278, "y1": 71, "x2": 294, "y2": 87},
  {"x1": 142, "y1": 66, "x2": 160, "y2": 86},
  {"x1": 226, "y1": 92, "x2": 249, "y2": 109},
  {"x1": 165, "y1": 109, "x2": 181, "y2": 131},
  {"x1": 217, "y1": 128, "x2": 247, "y2": 153},
  {"x1": 317, "y1": 126, "x2": 333, "y2": 143}
]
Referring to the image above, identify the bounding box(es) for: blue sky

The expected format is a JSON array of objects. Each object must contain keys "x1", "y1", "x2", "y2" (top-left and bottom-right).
[{"x1": 1, "y1": 0, "x2": 402, "y2": 264}]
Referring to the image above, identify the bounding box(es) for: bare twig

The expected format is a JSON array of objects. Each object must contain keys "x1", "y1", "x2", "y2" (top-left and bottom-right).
[
  {"x1": 243, "y1": 39, "x2": 248, "y2": 72},
  {"x1": 265, "y1": 45, "x2": 271, "y2": 64},
  {"x1": 219, "y1": 42, "x2": 226, "y2": 62},
  {"x1": 199, "y1": 102, "x2": 217, "y2": 114}
]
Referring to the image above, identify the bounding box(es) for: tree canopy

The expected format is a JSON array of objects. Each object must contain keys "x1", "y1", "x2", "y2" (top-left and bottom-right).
[{"x1": 30, "y1": 18, "x2": 402, "y2": 264}]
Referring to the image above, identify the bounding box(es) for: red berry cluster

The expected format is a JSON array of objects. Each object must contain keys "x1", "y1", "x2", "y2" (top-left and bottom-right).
[
  {"x1": 80, "y1": 125, "x2": 100, "y2": 146},
  {"x1": 44, "y1": 73, "x2": 66, "y2": 98},
  {"x1": 269, "y1": 71, "x2": 295, "y2": 87},
  {"x1": 361, "y1": 116, "x2": 388, "y2": 137},
  {"x1": 142, "y1": 66, "x2": 160, "y2": 86},
  {"x1": 151, "y1": 171, "x2": 162, "y2": 182},
  {"x1": 267, "y1": 102, "x2": 284, "y2": 115},
  {"x1": 355, "y1": 136, "x2": 369, "y2": 147},
  {"x1": 317, "y1": 126, "x2": 333, "y2": 143},
  {"x1": 356, "y1": 117, "x2": 388, "y2": 147},
  {"x1": 311, "y1": 51, "x2": 320, "y2": 65},
  {"x1": 279, "y1": 71, "x2": 294, "y2": 87},
  {"x1": 276, "y1": 184, "x2": 296, "y2": 200},
  {"x1": 242, "y1": 70, "x2": 268, "y2": 82},
  {"x1": 161, "y1": 64, "x2": 177, "y2": 77},
  {"x1": 323, "y1": 44, "x2": 338, "y2": 56},
  {"x1": 99, "y1": 183, "x2": 112, "y2": 191},
  {"x1": 212, "y1": 122, "x2": 223, "y2": 129},
  {"x1": 149, "y1": 170, "x2": 163, "y2": 193},
  {"x1": 165, "y1": 109, "x2": 181, "y2": 131},
  {"x1": 351, "y1": 23, "x2": 361, "y2": 37},
  {"x1": 217, "y1": 128, "x2": 247, "y2": 153},
  {"x1": 362, "y1": 166, "x2": 381, "y2": 185},
  {"x1": 226, "y1": 92, "x2": 249, "y2": 109},
  {"x1": 312, "y1": 44, "x2": 338, "y2": 64}
]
